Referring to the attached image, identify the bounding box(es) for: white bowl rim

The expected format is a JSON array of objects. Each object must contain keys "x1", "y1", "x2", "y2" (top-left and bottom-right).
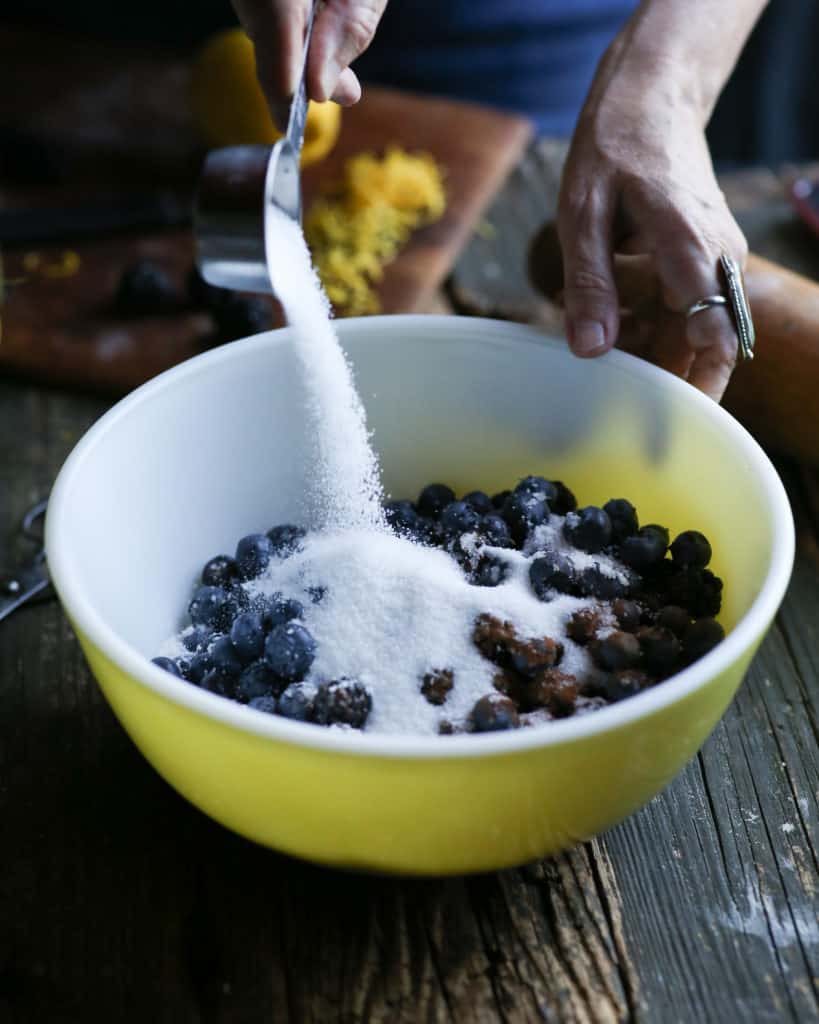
[{"x1": 46, "y1": 315, "x2": 795, "y2": 760}]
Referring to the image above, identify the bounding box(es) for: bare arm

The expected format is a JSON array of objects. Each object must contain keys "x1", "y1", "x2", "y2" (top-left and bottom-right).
[{"x1": 558, "y1": 0, "x2": 769, "y2": 399}]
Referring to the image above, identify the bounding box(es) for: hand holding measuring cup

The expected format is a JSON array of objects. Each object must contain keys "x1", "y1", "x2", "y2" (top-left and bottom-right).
[{"x1": 231, "y1": 0, "x2": 389, "y2": 126}]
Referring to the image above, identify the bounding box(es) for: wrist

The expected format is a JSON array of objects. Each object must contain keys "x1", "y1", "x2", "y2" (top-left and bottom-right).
[
  {"x1": 590, "y1": 30, "x2": 718, "y2": 130},
  {"x1": 596, "y1": 0, "x2": 768, "y2": 125}
]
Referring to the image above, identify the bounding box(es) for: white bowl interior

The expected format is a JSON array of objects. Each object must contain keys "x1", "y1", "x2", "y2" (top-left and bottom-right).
[{"x1": 49, "y1": 317, "x2": 790, "y2": 676}]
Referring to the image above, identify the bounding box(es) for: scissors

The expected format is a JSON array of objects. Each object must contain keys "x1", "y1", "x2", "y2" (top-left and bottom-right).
[{"x1": 0, "y1": 499, "x2": 53, "y2": 623}]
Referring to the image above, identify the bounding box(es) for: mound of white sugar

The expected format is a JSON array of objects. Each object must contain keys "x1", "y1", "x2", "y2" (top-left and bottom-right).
[
  {"x1": 159, "y1": 211, "x2": 636, "y2": 735},
  {"x1": 243, "y1": 529, "x2": 605, "y2": 734},
  {"x1": 265, "y1": 205, "x2": 385, "y2": 533}
]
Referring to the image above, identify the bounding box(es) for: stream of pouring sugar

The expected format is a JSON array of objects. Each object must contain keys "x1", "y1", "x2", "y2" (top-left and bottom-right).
[{"x1": 266, "y1": 205, "x2": 386, "y2": 533}]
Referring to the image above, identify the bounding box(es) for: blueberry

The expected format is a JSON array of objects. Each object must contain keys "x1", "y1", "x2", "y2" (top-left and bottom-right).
[
  {"x1": 187, "y1": 265, "x2": 230, "y2": 310},
  {"x1": 683, "y1": 618, "x2": 725, "y2": 662},
  {"x1": 151, "y1": 656, "x2": 182, "y2": 677},
  {"x1": 470, "y1": 694, "x2": 520, "y2": 732},
  {"x1": 385, "y1": 500, "x2": 418, "y2": 534},
  {"x1": 619, "y1": 527, "x2": 668, "y2": 573},
  {"x1": 440, "y1": 500, "x2": 482, "y2": 537},
  {"x1": 307, "y1": 585, "x2": 326, "y2": 604},
  {"x1": 637, "y1": 626, "x2": 681, "y2": 676},
  {"x1": 670, "y1": 530, "x2": 712, "y2": 570},
  {"x1": 202, "y1": 554, "x2": 238, "y2": 588},
  {"x1": 230, "y1": 611, "x2": 265, "y2": 663},
  {"x1": 266, "y1": 524, "x2": 306, "y2": 558},
  {"x1": 236, "y1": 660, "x2": 284, "y2": 702},
  {"x1": 480, "y1": 513, "x2": 513, "y2": 548},
  {"x1": 655, "y1": 605, "x2": 690, "y2": 637},
  {"x1": 589, "y1": 631, "x2": 641, "y2": 672},
  {"x1": 261, "y1": 594, "x2": 304, "y2": 631},
  {"x1": 491, "y1": 490, "x2": 511, "y2": 510},
  {"x1": 116, "y1": 260, "x2": 177, "y2": 316},
  {"x1": 263, "y1": 622, "x2": 316, "y2": 682},
  {"x1": 604, "y1": 499, "x2": 639, "y2": 543},
  {"x1": 502, "y1": 491, "x2": 549, "y2": 545},
  {"x1": 210, "y1": 635, "x2": 243, "y2": 677},
  {"x1": 508, "y1": 635, "x2": 563, "y2": 678},
  {"x1": 182, "y1": 625, "x2": 212, "y2": 652},
  {"x1": 248, "y1": 695, "x2": 278, "y2": 715},
  {"x1": 187, "y1": 649, "x2": 213, "y2": 684},
  {"x1": 612, "y1": 598, "x2": 642, "y2": 632},
  {"x1": 663, "y1": 568, "x2": 723, "y2": 618},
  {"x1": 563, "y1": 506, "x2": 612, "y2": 553},
  {"x1": 410, "y1": 517, "x2": 443, "y2": 547},
  {"x1": 235, "y1": 533, "x2": 274, "y2": 580},
  {"x1": 529, "y1": 553, "x2": 577, "y2": 599},
  {"x1": 577, "y1": 564, "x2": 629, "y2": 600},
  {"x1": 469, "y1": 555, "x2": 508, "y2": 587},
  {"x1": 514, "y1": 476, "x2": 558, "y2": 503},
  {"x1": 214, "y1": 294, "x2": 273, "y2": 339},
  {"x1": 417, "y1": 483, "x2": 455, "y2": 518},
  {"x1": 314, "y1": 678, "x2": 372, "y2": 728},
  {"x1": 550, "y1": 480, "x2": 577, "y2": 515},
  {"x1": 200, "y1": 669, "x2": 233, "y2": 696},
  {"x1": 566, "y1": 607, "x2": 603, "y2": 645},
  {"x1": 188, "y1": 585, "x2": 231, "y2": 630},
  {"x1": 278, "y1": 682, "x2": 316, "y2": 722},
  {"x1": 596, "y1": 671, "x2": 650, "y2": 703},
  {"x1": 462, "y1": 490, "x2": 494, "y2": 515}
]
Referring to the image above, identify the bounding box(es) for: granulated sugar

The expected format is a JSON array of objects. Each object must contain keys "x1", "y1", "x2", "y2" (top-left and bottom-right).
[
  {"x1": 265, "y1": 205, "x2": 385, "y2": 532},
  {"x1": 524, "y1": 521, "x2": 630, "y2": 584},
  {"x1": 158, "y1": 214, "x2": 637, "y2": 735},
  {"x1": 242, "y1": 529, "x2": 602, "y2": 735}
]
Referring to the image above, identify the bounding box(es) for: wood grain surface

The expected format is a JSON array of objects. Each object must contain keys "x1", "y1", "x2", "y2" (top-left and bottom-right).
[{"x1": 1, "y1": 380, "x2": 817, "y2": 1022}]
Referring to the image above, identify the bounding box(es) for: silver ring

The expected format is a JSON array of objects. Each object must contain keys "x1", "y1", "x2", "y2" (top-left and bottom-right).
[
  {"x1": 685, "y1": 295, "x2": 728, "y2": 317},
  {"x1": 719, "y1": 252, "x2": 755, "y2": 361},
  {"x1": 682, "y1": 255, "x2": 755, "y2": 362}
]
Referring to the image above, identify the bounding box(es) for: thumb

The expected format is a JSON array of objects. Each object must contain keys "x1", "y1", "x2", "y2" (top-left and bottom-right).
[{"x1": 556, "y1": 186, "x2": 619, "y2": 357}]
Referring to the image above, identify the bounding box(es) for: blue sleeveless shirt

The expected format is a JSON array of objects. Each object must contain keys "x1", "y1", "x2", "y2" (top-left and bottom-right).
[{"x1": 354, "y1": 1, "x2": 639, "y2": 137}]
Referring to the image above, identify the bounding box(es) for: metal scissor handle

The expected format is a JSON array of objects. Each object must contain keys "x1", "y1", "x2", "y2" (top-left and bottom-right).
[{"x1": 0, "y1": 498, "x2": 53, "y2": 624}]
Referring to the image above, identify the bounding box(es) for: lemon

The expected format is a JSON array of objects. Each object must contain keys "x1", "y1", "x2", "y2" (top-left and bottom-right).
[{"x1": 190, "y1": 28, "x2": 341, "y2": 167}]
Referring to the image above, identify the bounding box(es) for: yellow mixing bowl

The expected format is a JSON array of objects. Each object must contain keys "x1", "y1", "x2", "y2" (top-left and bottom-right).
[{"x1": 45, "y1": 317, "x2": 794, "y2": 875}]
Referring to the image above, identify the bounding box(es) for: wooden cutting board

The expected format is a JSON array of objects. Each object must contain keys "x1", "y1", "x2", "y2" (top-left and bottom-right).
[{"x1": 0, "y1": 26, "x2": 533, "y2": 396}]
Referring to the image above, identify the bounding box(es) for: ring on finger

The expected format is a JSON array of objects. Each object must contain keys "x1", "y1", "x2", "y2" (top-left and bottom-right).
[
  {"x1": 681, "y1": 254, "x2": 755, "y2": 362},
  {"x1": 685, "y1": 295, "x2": 728, "y2": 317}
]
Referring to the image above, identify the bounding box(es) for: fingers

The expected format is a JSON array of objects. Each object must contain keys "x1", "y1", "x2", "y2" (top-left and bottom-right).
[
  {"x1": 330, "y1": 66, "x2": 362, "y2": 106},
  {"x1": 308, "y1": 0, "x2": 387, "y2": 102},
  {"x1": 233, "y1": 0, "x2": 382, "y2": 120},
  {"x1": 650, "y1": 221, "x2": 746, "y2": 401},
  {"x1": 557, "y1": 183, "x2": 619, "y2": 358},
  {"x1": 233, "y1": 0, "x2": 308, "y2": 99}
]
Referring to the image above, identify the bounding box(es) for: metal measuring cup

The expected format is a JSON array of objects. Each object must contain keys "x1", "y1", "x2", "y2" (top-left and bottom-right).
[{"x1": 193, "y1": 2, "x2": 316, "y2": 294}]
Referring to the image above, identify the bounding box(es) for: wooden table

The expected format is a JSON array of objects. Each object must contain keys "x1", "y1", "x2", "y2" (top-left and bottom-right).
[{"x1": 2, "y1": 148, "x2": 818, "y2": 1023}]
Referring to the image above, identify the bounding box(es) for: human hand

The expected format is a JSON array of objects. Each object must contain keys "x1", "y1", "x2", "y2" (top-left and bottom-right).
[
  {"x1": 555, "y1": 42, "x2": 748, "y2": 401},
  {"x1": 232, "y1": 0, "x2": 387, "y2": 123}
]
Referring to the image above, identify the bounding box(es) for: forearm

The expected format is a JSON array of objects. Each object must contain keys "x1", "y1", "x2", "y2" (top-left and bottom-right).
[{"x1": 590, "y1": 0, "x2": 769, "y2": 125}]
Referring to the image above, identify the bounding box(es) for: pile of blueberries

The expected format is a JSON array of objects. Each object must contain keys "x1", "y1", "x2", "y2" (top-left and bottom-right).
[
  {"x1": 152, "y1": 524, "x2": 371, "y2": 729},
  {"x1": 116, "y1": 260, "x2": 273, "y2": 342},
  {"x1": 387, "y1": 477, "x2": 725, "y2": 731},
  {"x1": 387, "y1": 478, "x2": 722, "y2": 617},
  {"x1": 151, "y1": 474, "x2": 725, "y2": 734}
]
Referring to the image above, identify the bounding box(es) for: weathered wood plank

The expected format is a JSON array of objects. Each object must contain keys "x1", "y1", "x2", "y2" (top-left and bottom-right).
[{"x1": 2, "y1": 384, "x2": 818, "y2": 1024}]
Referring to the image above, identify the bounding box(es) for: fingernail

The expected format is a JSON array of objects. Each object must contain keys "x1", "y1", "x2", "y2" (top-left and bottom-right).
[{"x1": 572, "y1": 321, "x2": 607, "y2": 356}]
